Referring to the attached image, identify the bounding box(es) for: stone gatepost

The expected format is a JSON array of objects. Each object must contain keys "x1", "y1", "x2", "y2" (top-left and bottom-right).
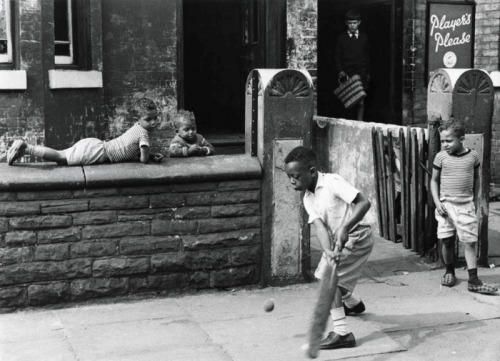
[{"x1": 245, "y1": 69, "x2": 314, "y2": 285}]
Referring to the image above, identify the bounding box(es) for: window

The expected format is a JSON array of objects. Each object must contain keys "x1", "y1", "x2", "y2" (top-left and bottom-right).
[
  {"x1": 54, "y1": 0, "x2": 91, "y2": 68},
  {"x1": 54, "y1": 0, "x2": 76, "y2": 65},
  {"x1": 0, "y1": 0, "x2": 12, "y2": 63},
  {"x1": 243, "y1": 0, "x2": 259, "y2": 45},
  {"x1": 49, "y1": 0, "x2": 102, "y2": 89}
]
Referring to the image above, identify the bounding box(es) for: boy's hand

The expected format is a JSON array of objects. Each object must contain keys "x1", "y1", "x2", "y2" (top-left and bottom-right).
[
  {"x1": 334, "y1": 226, "x2": 349, "y2": 250},
  {"x1": 151, "y1": 153, "x2": 163, "y2": 163},
  {"x1": 435, "y1": 201, "x2": 447, "y2": 217},
  {"x1": 187, "y1": 144, "x2": 201, "y2": 156},
  {"x1": 324, "y1": 249, "x2": 338, "y2": 263}
]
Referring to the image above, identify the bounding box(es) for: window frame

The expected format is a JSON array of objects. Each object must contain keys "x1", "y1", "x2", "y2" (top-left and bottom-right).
[
  {"x1": 0, "y1": 0, "x2": 13, "y2": 64},
  {"x1": 54, "y1": 0, "x2": 74, "y2": 65},
  {"x1": 54, "y1": 0, "x2": 90, "y2": 69}
]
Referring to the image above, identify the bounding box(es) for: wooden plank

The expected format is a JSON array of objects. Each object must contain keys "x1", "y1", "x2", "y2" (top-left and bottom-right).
[
  {"x1": 385, "y1": 132, "x2": 397, "y2": 242},
  {"x1": 377, "y1": 128, "x2": 389, "y2": 239},
  {"x1": 427, "y1": 118, "x2": 440, "y2": 259},
  {"x1": 417, "y1": 129, "x2": 425, "y2": 254},
  {"x1": 410, "y1": 128, "x2": 418, "y2": 251},
  {"x1": 399, "y1": 128, "x2": 408, "y2": 248},
  {"x1": 405, "y1": 126, "x2": 412, "y2": 249},
  {"x1": 371, "y1": 127, "x2": 384, "y2": 237}
]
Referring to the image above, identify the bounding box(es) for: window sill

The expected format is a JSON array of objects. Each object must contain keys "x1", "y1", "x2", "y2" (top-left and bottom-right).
[
  {"x1": 48, "y1": 70, "x2": 103, "y2": 89},
  {"x1": 0, "y1": 70, "x2": 27, "y2": 90}
]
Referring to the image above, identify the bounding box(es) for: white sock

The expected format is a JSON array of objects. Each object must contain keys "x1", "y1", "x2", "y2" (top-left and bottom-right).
[
  {"x1": 342, "y1": 291, "x2": 361, "y2": 308},
  {"x1": 330, "y1": 307, "x2": 349, "y2": 335}
]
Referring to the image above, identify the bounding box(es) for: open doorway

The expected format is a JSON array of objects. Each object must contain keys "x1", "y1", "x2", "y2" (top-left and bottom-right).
[
  {"x1": 182, "y1": 0, "x2": 265, "y2": 153},
  {"x1": 317, "y1": 0, "x2": 402, "y2": 124}
]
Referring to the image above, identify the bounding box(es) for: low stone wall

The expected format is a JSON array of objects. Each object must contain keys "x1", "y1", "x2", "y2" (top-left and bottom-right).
[{"x1": 0, "y1": 155, "x2": 262, "y2": 310}]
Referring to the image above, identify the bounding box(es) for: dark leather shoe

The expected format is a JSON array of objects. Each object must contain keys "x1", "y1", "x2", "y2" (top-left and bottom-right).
[
  {"x1": 343, "y1": 300, "x2": 365, "y2": 315},
  {"x1": 319, "y1": 332, "x2": 356, "y2": 349}
]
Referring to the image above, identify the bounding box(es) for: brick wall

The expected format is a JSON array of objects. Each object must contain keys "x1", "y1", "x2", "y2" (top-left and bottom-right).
[
  {"x1": 0, "y1": 179, "x2": 262, "y2": 310},
  {"x1": 0, "y1": 0, "x2": 178, "y2": 162},
  {"x1": 406, "y1": 0, "x2": 500, "y2": 185},
  {"x1": 286, "y1": 0, "x2": 318, "y2": 111},
  {"x1": 101, "y1": 0, "x2": 178, "y2": 156}
]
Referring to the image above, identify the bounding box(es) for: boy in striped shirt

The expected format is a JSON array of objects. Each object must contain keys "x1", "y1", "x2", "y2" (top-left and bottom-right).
[
  {"x1": 7, "y1": 98, "x2": 164, "y2": 166},
  {"x1": 430, "y1": 119, "x2": 497, "y2": 294}
]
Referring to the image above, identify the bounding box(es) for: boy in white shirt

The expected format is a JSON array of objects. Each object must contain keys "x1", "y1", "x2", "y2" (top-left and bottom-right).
[{"x1": 285, "y1": 146, "x2": 373, "y2": 350}]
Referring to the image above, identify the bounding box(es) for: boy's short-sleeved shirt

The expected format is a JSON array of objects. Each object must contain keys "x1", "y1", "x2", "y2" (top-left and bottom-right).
[
  {"x1": 433, "y1": 149, "x2": 480, "y2": 201},
  {"x1": 303, "y1": 172, "x2": 368, "y2": 233},
  {"x1": 104, "y1": 122, "x2": 150, "y2": 162},
  {"x1": 169, "y1": 134, "x2": 215, "y2": 157}
]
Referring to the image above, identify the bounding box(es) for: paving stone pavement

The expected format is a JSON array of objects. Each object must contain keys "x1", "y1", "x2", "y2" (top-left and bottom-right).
[{"x1": 1, "y1": 204, "x2": 499, "y2": 361}]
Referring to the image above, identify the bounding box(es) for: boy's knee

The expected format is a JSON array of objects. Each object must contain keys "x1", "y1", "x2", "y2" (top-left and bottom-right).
[
  {"x1": 441, "y1": 236, "x2": 455, "y2": 248},
  {"x1": 463, "y1": 241, "x2": 477, "y2": 249},
  {"x1": 339, "y1": 286, "x2": 349, "y2": 296}
]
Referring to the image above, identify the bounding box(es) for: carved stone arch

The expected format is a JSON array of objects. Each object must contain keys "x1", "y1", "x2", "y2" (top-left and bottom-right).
[
  {"x1": 267, "y1": 71, "x2": 311, "y2": 97},
  {"x1": 246, "y1": 70, "x2": 263, "y2": 96},
  {"x1": 429, "y1": 72, "x2": 452, "y2": 94},
  {"x1": 455, "y1": 71, "x2": 494, "y2": 96}
]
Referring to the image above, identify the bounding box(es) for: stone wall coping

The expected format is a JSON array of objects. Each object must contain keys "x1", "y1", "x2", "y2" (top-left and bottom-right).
[{"x1": 0, "y1": 154, "x2": 262, "y2": 191}]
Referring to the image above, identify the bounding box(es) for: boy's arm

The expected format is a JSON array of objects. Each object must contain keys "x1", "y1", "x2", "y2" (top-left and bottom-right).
[
  {"x1": 334, "y1": 193, "x2": 371, "y2": 251},
  {"x1": 363, "y1": 35, "x2": 370, "y2": 78},
  {"x1": 334, "y1": 36, "x2": 344, "y2": 77},
  {"x1": 312, "y1": 218, "x2": 337, "y2": 262},
  {"x1": 473, "y1": 166, "x2": 480, "y2": 211},
  {"x1": 430, "y1": 168, "x2": 447, "y2": 216},
  {"x1": 200, "y1": 137, "x2": 215, "y2": 156},
  {"x1": 139, "y1": 145, "x2": 151, "y2": 164},
  {"x1": 169, "y1": 141, "x2": 188, "y2": 157}
]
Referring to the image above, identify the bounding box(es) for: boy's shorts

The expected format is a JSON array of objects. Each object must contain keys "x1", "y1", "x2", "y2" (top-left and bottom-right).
[
  {"x1": 63, "y1": 138, "x2": 107, "y2": 166},
  {"x1": 315, "y1": 225, "x2": 373, "y2": 292},
  {"x1": 435, "y1": 201, "x2": 478, "y2": 242}
]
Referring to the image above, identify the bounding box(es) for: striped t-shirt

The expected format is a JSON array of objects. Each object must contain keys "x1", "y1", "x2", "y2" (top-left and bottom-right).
[
  {"x1": 104, "y1": 123, "x2": 150, "y2": 162},
  {"x1": 433, "y1": 148, "x2": 480, "y2": 201}
]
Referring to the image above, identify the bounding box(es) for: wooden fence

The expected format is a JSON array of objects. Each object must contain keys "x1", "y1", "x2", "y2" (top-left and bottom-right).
[{"x1": 371, "y1": 123, "x2": 440, "y2": 256}]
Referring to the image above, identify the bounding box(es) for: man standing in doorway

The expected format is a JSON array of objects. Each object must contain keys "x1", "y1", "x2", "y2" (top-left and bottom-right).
[{"x1": 335, "y1": 9, "x2": 370, "y2": 121}]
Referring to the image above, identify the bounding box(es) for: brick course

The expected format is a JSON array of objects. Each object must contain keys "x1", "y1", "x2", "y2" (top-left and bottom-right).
[{"x1": 0, "y1": 178, "x2": 262, "y2": 309}]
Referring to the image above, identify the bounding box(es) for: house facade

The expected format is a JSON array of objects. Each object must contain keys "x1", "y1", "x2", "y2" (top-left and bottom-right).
[{"x1": 0, "y1": 0, "x2": 499, "y2": 179}]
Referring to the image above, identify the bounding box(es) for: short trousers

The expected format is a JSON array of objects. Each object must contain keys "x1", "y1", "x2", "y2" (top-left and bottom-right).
[
  {"x1": 435, "y1": 201, "x2": 478, "y2": 243},
  {"x1": 63, "y1": 138, "x2": 107, "y2": 166},
  {"x1": 315, "y1": 225, "x2": 373, "y2": 292}
]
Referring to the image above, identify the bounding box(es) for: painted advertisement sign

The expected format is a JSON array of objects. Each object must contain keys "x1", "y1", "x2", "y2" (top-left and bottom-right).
[{"x1": 426, "y1": 1, "x2": 475, "y2": 77}]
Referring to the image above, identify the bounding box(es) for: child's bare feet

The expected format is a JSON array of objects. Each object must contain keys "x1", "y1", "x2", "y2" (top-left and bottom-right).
[{"x1": 7, "y1": 140, "x2": 27, "y2": 165}]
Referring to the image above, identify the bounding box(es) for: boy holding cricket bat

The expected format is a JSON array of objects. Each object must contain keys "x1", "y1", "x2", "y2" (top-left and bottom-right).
[{"x1": 285, "y1": 146, "x2": 373, "y2": 350}]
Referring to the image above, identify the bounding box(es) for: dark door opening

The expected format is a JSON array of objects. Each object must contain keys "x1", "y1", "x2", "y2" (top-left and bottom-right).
[
  {"x1": 182, "y1": 0, "x2": 265, "y2": 152},
  {"x1": 183, "y1": 0, "x2": 242, "y2": 136},
  {"x1": 317, "y1": 0, "x2": 402, "y2": 124}
]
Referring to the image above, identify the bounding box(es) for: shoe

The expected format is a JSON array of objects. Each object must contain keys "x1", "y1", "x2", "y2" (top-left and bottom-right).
[
  {"x1": 7, "y1": 139, "x2": 27, "y2": 165},
  {"x1": 468, "y1": 280, "x2": 498, "y2": 295},
  {"x1": 319, "y1": 332, "x2": 356, "y2": 350},
  {"x1": 441, "y1": 273, "x2": 457, "y2": 287},
  {"x1": 343, "y1": 300, "x2": 365, "y2": 315}
]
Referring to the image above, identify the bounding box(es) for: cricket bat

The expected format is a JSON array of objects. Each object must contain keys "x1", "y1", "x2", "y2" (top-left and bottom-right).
[{"x1": 307, "y1": 254, "x2": 340, "y2": 359}]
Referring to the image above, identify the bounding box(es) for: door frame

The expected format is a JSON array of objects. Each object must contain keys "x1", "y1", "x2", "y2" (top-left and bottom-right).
[
  {"x1": 176, "y1": 0, "x2": 287, "y2": 113},
  {"x1": 317, "y1": 0, "x2": 403, "y2": 124}
]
